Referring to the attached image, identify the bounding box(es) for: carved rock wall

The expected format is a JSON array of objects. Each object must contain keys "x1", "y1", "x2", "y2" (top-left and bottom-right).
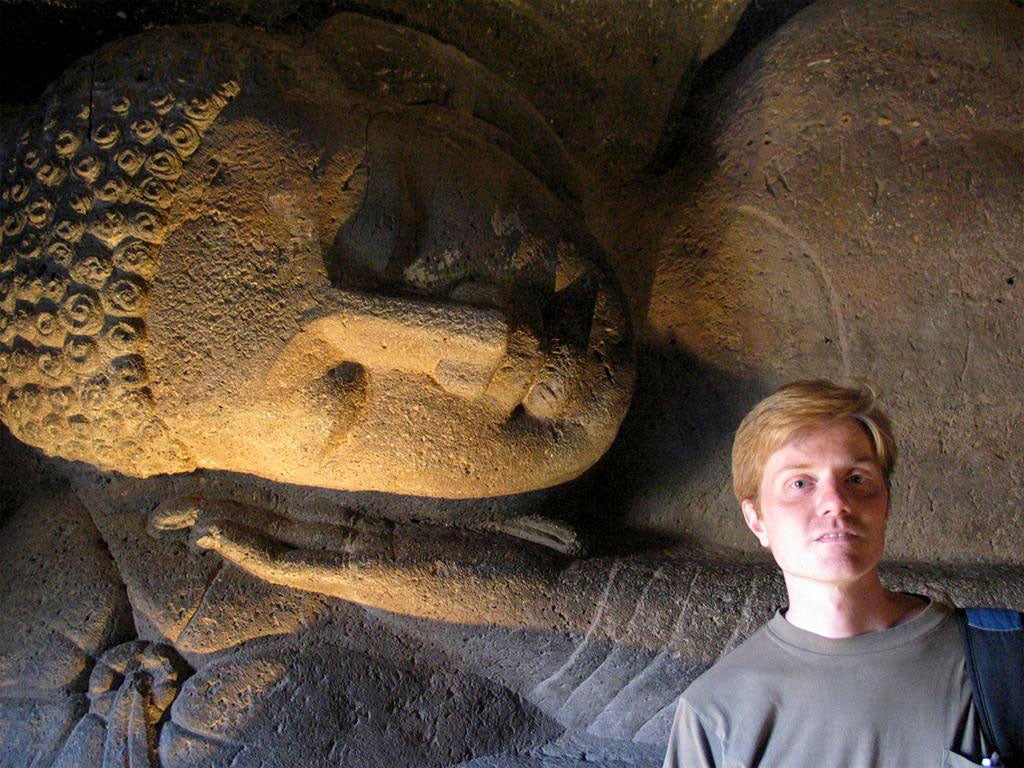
[
  {"x1": 1, "y1": 1, "x2": 1022, "y2": 767},
  {"x1": 591, "y1": 0, "x2": 1024, "y2": 564}
]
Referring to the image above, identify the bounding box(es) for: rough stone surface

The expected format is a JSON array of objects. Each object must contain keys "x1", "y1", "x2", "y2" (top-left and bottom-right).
[
  {"x1": 0, "y1": 1, "x2": 1022, "y2": 767},
  {"x1": 0, "y1": 486, "x2": 135, "y2": 767},
  {"x1": 161, "y1": 630, "x2": 560, "y2": 767}
]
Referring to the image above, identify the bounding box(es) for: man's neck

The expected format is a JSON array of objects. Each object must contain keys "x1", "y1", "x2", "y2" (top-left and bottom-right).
[{"x1": 782, "y1": 572, "x2": 927, "y2": 638}]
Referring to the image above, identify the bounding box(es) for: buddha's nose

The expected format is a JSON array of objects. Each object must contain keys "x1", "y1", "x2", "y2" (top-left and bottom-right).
[{"x1": 281, "y1": 289, "x2": 544, "y2": 411}]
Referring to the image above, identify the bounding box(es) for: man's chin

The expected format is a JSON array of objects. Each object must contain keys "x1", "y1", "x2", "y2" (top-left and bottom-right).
[{"x1": 781, "y1": 559, "x2": 883, "y2": 589}]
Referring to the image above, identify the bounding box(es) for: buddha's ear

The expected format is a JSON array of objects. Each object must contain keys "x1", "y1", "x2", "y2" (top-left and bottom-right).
[{"x1": 741, "y1": 498, "x2": 769, "y2": 548}]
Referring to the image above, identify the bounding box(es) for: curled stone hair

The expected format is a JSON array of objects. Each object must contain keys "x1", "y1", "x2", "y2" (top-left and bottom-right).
[{"x1": 0, "y1": 30, "x2": 241, "y2": 474}]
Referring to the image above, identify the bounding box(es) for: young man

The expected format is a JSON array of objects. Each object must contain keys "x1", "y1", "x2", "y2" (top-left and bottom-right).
[{"x1": 663, "y1": 380, "x2": 992, "y2": 767}]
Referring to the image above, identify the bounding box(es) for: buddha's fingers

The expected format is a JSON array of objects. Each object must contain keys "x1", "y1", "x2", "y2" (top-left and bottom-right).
[
  {"x1": 149, "y1": 497, "x2": 266, "y2": 538},
  {"x1": 148, "y1": 497, "x2": 202, "y2": 537},
  {"x1": 189, "y1": 518, "x2": 388, "y2": 605},
  {"x1": 187, "y1": 517, "x2": 513, "y2": 622},
  {"x1": 190, "y1": 519, "x2": 261, "y2": 566},
  {"x1": 148, "y1": 496, "x2": 362, "y2": 553}
]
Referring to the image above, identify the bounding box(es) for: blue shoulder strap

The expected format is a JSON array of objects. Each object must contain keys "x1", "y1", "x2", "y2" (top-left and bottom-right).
[
  {"x1": 958, "y1": 607, "x2": 1024, "y2": 764},
  {"x1": 966, "y1": 607, "x2": 1024, "y2": 632}
]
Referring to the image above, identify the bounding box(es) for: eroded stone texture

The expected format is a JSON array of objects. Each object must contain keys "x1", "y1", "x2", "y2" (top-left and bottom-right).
[
  {"x1": 161, "y1": 631, "x2": 561, "y2": 767},
  {"x1": 51, "y1": 641, "x2": 185, "y2": 768},
  {"x1": 0, "y1": 487, "x2": 134, "y2": 767},
  {"x1": 604, "y1": 0, "x2": 1024, "y2": 562},
  {"x1": 70, "y1": 473, "x2": 329, "y2": 660},
  {"x1": 0, "y1": 14, "x2": 635, "y2": 498}
]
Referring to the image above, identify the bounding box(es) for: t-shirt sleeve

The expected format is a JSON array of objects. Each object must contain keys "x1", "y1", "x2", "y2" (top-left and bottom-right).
[{"x1": 663, "y1": 697, "x2": 723, "y2": 768}]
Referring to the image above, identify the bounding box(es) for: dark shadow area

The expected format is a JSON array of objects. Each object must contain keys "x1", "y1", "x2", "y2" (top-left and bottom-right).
[
  {"x1": 547, "y1": 343, "x2": 770, "y2": 558},
  {"x1": 648, "y1": 0, "x2": 817, "y2": 173},
  {"x1": 0, "y1": 421, "x2": 52, "y2": 523},
  {"x1": 0, "y1": 1, "x2": 413, "y2": 106},
  {"x1": 566, "y1": 32, "x2": 778, "y2": 557}
]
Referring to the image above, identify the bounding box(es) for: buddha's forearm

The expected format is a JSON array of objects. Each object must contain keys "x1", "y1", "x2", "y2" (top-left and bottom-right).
[{"x1": 151, "y1": 497, "x2": 566, "y2": 628}]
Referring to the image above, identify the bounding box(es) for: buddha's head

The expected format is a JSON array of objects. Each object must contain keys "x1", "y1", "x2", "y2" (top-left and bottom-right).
[{"x1": 0, "y1": 15, "x2": 634, "y2": 498}]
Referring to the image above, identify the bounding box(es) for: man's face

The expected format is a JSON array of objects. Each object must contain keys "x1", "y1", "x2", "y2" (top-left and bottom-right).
[{"x1": 741, "y1": 418, "x2": 889, "y2": 590}]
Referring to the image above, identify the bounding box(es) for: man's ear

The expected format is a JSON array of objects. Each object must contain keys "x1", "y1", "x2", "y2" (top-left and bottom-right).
[{"x1": 741, "y1": 498, "x2": 770, "y2": 548}]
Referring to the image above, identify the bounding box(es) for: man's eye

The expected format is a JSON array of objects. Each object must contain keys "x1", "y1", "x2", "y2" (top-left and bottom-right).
[
  {"x1": 849, "y1": 473, "x2": 866, "y2": 484},
  {"x1": 791, "y1": 479, "x2": 807, "y2": 489}
]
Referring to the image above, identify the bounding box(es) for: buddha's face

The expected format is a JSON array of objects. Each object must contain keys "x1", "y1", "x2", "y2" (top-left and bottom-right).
[
  {"x1": 140, "y1": 28, "x2": 633, "y2": 498},
  {"x1": 0, "y1": 18, "x2": 633, "y2": 497}
]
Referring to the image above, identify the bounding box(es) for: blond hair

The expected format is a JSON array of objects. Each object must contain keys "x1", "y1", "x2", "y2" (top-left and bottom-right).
[{"x1": 732, "y1": 380, "x2": 896, "y2": 503}]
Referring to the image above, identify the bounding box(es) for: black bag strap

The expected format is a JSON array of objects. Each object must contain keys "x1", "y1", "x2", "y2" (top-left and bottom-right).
[{"x1": 957, "y1": 606, "x2": 1024, "y2": 764}]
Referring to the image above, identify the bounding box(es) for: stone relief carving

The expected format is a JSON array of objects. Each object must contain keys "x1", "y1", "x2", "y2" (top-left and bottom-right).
[
  {"x1": 53, "y1": 642, "x2": 184, "y2": 768},
  {"x1": 0, "y1": 40, "x2": 237, "y2": 477},
  {"x1": 0, "y1": 14, "x2": 634, "y2": 498},
  {"x1": 1, "y1": 0, "x2": 1022, "y2": 767},
  {"x1": 0, "y1": 480, "x2": 782, "y2": 765}
]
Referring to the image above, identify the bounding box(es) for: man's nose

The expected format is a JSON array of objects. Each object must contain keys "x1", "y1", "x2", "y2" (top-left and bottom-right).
[{"x1": 816, "y1": 476, "x2": 851, "y2": 516}]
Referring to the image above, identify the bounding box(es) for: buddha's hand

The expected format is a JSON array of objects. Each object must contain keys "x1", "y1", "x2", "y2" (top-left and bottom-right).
[
  {"x1": 148, "y1": 496, "x2": 384, "y2": 554},
  {"x1": 147, "y1": 496, "x2": 567, "y2": 624}
]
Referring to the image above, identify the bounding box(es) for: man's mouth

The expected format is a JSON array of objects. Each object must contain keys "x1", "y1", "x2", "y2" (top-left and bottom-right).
[{"x1": 816, "y1": 531, "x2": 859, "y2": 542}]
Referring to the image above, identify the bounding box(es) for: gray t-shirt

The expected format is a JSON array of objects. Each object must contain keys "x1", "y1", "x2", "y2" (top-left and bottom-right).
[{"x1": 663, "y1": 600, "x2": 989, "y2": 767}]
